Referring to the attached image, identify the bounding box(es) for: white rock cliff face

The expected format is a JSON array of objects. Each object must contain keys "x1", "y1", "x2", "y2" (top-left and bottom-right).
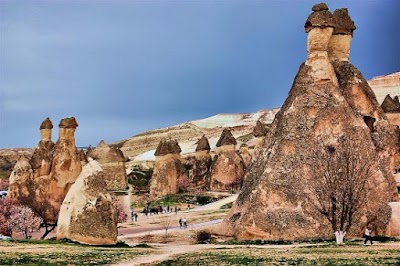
[{"x1": 368, "y1": 72, "x2": 400, "y2": 104}]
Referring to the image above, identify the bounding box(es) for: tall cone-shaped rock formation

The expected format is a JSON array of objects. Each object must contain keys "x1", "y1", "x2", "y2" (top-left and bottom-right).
[
  {"x1": 56, "y1": 159, "x2": 117, "y2": 245},
  {"x1": 86, "y1": 140, "x2": 128, "y2": 191},
  {"x1": 150, "y1": 139, "x2": 183, "y2": 198},
  {"x1": 182, "y1": 135, "x2": 212, "y2": 190},
  {"x1": 210, "y1": 129, "x2": 245, "y2": 191},
  {"x1": 221, "y1": 4, "x2": 398, "y2": 240},
  {"x1": 8, "y1": 117, "x2": 83, "y2": 223}
]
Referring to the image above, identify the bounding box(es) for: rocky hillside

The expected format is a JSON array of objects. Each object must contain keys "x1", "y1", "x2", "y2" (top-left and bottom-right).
[
  {"x1": 368, "y1": 72, "x2": 400, "y2": 103},
  {"x1": 1, "y1": 72, "x2": 398, "y2": 173},
  {"x1": 117, "y1": 109, "x2": 279, "y2": 162}
]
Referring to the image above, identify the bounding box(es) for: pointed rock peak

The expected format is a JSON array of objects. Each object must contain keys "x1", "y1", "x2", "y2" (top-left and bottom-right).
[
  {"x1": 40, "y1": 117, "x2": 53, "y2": 130},
  {"x1": 305, "y1": 3, "x2": 334, "y2": 33},
  {"x1": 97, "y1": 140, "x2": 109, "y2": 149},
  {"x1": 253, "y1": 120, "x2": 267, "y2": 137},
  {"x1": 216, "y1": 128, "x2": 237, "y2": 147},
  {"x1": 195, "y1": 135, "x2": 211, "y2": 152},
  {"x1": 109, "y1": 146, "x2": 125, "y2": 160},
  {"x1": 13, "y1": 155, "x2": 31, "y2": 169},
  {"x1": 154, "y1": 139, "x2": 181, "y2": 156},
  {"x1": 59, "y1": 117, "x2": 78, "y2": 128},
  {"x1": 381, "y1": 94, "x2": 400, "y2": 113},
  {"x1": 332, "y1": 8, "x2": 356, "y2": 35}
]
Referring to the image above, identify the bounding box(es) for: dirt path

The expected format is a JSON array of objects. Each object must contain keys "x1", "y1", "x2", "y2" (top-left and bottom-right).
[
  {"x1": 113, "y1": 244, "x2": 213, "y2": 266},
  {"x1": 118, "y1": 219, "x2": 222, "y2": 239},
  {"x1": 191, "y1": 194, "x2": 238, "y2": 212}
]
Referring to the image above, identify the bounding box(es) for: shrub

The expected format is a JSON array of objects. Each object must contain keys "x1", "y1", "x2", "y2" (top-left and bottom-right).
[{"x1": 195, "y1": 230, "x2": 212, "y2": 244}]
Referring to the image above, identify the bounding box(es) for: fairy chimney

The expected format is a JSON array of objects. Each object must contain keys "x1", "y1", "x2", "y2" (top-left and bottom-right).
[
  {"x1": 57, "y1": 159, "x2": 117, "y2": 245},
  {"x1": 182, "y1": 135, "x2": 212, "y2": 190},
  {"x1": 210, "y1": 129, "x2": 245, "y2": 191},
  {"x1": 30, "y1": 118, "x2": 55, "y2": 177},
  {"x1": 221, "y1": 4, "x2": 397, "y2": 241},
  {"x1": 150, "y1": 139, "x2": 183, "y2": 198},
  {"x1": 88, "y1": 140, "x2": 128, "y2": 191},
  {"x1": 328, "y1": 8, "x2": 356, "y2": 62}
]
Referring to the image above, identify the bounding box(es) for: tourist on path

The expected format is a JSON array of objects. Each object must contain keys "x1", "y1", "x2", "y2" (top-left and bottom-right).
[{"x1": 364, "y1": 224, "x2": 373, "y2": 245}]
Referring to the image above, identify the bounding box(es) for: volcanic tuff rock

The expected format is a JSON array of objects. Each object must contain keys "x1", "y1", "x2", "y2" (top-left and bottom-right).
[
  {"x1": 8, "y1": 117, "x2": 82, "y2": 223},
  {"x1": 239, "y1": 144, "x2": 252, "y2": 169},
  {"x1": 216, "y1": 128, "x2": 237, "y2": 147},
  {"x1": 87, "y1": 140, "x2": 128, "y2": 191},
  {"x1": 221, "y1": 4, "x2": 397, "y2": 240},
  {"x1": 150, "y1": 140, "x2": 183, "y2": 198},
  {"x1": 195, "y1": 135, "x2": 211, "y2": 152},
  {"x1": 154, "y1": 139, "x2": 181, "y2": 156},
  {"x1": 57, "y1": 159, "x2": 117, "y2": 245},
  {"x1": 182, "y1": 136, "x2": 212, "y2": 189},
  {"x1": 381, "y1": 95, "x2": 400, "y2": 113},
  {"x1": 210, "y1": 129, "x2": 245, "y2": 191}
]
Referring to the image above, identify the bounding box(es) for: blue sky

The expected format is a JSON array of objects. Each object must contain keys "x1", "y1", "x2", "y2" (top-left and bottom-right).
[{"x1": 1, "y1": 0, "x2": 399, "y2": 148}]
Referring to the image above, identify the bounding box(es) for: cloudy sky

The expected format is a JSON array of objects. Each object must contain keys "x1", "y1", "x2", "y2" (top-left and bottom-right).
[{"x1": 1, "y1": 0, "x2": 399, "y2": 148}]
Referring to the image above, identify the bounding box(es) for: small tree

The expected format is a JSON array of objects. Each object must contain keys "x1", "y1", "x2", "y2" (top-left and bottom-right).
[
  {"x1": 178, "y1": 174, "x2": 190, "y2": 193},
  {"x1": 159, "y1": 214, "x2": 173, "y2": 241},
  {"x1": 111, "y1": 194, "x2": 128, "y2": 223},
  {"x1": 8, "y1": 206, "x2": 42, "y2": 239},
  {"x1": 311, "y1": 137, "x2": 377, "y2": 244},
  {"x1": 0, "y1": 197, "x2": 20, "y2": 236}
]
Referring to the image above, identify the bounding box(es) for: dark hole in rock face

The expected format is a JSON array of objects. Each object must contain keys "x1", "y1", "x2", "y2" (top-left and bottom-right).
[
  {"x1": 327, "y1": 146, "x2": 336, "y2": 153},
  {"x1": 363, "y1": 116, "x2": 376, "y2": 132},
  {"x1": 230, "y1": 212, "x2": 241, "y2": 222}
]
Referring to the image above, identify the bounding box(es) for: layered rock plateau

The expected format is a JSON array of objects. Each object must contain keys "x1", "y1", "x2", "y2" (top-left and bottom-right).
[
  {"x1": 56, "y1": 159, "x2": 117, "y2": 245},
  {"x1": 222, "y1": 4, "x2": 399, "y2": 240}
]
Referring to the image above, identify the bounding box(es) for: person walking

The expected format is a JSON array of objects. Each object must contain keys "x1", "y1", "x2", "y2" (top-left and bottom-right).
[
  {"x1": 183, "y1": 217, "x2": 187, "y2": 228},
  {"x1": 364, "y1": 224, "x2": 373, "y2": 245},
  {"x1": 179, "y1": 218, "x2": 183, "y2": 228}
]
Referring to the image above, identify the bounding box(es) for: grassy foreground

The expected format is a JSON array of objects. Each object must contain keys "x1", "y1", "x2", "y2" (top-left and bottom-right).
[
  {"x1": 157, "y1": 243, "x2": 400, "y2": 266},
  {"x1": 0, "y1": 240, "x2": 153, "y2": 266}
]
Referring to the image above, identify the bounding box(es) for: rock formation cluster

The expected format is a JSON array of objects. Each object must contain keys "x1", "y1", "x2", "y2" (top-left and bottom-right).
[
  {"x1": 56, "y1": 159, "x2": 117, "y2": 245},
  {"x1": 8, "y1": 117, "x2": 83, "y2": 223},
  {"x1": 86, "y1": 140, "x2": 128, "y2": 191},
  {"x1": 221, "y1": 3, "x2": 399, "y2": 240}
]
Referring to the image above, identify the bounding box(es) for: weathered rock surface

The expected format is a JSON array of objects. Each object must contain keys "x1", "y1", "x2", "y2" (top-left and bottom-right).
[
  {"x1": 56, "y1": 159, "x2": 117, "y2": 245},
  {"x1": 221, "y1": 4, "x2": 397, "y2": 240},
  {"x1": 381, "y1": 95, "x2": 400, "y2": 113},
  {"x1": 150, "y1": 140, "x2": 183, "y2": 198},
  {"x1": 239, "y1": 144, "x2": 252, "y2": 169},
  {"x1": 385, "y1": 202, "x2": 400, "y2": 237},
  {"x1": 8, "y1": 117, "x2": 83, "y2": 223},
  {"x1": 87, "y1": 140, "x2": 128, "y2": 191},
  {"x1": 210, "y1": 129, "x2": 245, "y2": 191},
  {"x1": 182, "y1": 136, "x2": 212, "y2": 190}
]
